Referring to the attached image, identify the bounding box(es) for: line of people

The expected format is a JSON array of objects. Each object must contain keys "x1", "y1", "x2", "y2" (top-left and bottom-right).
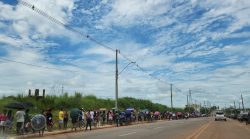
[{"x1": 1, "y1": 108, "x2": 184, "y2": 136}]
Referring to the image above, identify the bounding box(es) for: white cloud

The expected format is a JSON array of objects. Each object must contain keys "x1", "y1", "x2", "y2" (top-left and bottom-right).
[
  {"x1": 0, "y1": 0, "x2": 250, "y2": 108},
  {"x1": 0, "y1": 0, "x2": 75, "y2": 42},
  {"x1": 100, "y1": 0, "x2": 171, "y2": 27}
]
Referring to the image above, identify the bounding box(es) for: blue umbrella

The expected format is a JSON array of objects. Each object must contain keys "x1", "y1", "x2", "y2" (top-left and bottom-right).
[
  {"x1": 126, "y1": 108, "x2": 134, "y2": 111},
  {"x1": 4, "y1": 102, "x2": 34, "y2": 109},
  {"x1": 125, "y1": 110, "x2": 132, "y2": 114}
]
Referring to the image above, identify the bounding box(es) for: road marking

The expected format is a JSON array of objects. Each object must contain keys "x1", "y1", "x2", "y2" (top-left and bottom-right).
[
  {"x1": 119, "y1": 132, "x2": 137, "y2": 137},
  {"x1": 186, "y1": 122, "x2": 211, "y2": 139}
]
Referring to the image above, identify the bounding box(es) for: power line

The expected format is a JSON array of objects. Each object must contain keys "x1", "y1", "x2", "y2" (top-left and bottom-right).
[
  {"x1": 0, "y1": 34, "x2": 116, "y2": 74},
  {"x1": 18, "y1": 0, "x2": 115, "y2": 53},
  {"x1": 17, "y1": 0, "x2": 175, "y2": 87},
  {"x1": 0, "y1": 57, "x2": 78, "y2": 72},
  {"x1": 0, "y1": 57, "x2": 114, "y2": 74},
  {"x1": 119, "y1": 52, "x2": 172, "y2": 85}
]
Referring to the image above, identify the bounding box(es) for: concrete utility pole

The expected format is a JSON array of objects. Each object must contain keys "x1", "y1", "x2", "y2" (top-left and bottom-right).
[
  {"x1": 62, "y1": 85, "x2": 64, "y2": 95},
  {"x1": 241, "y1": 94, "x2": 245, "y2": 111},
  {"x1": 170, "y1": 84, "x2": 173, "y2": 111},
  {"x1": 195, "y1": 100, "x2": 197, "y2": 111},
  {"x1": 234, "y1": 101, "x2": 236, "y2": 109},
  {"x1": 189, "y1": 89, "x2": 192, "y2": 105},
  {"x1": 187, "y1": 92, "x2": 189, "y2": 107},
  {"x1": 115, "y1": 49, "x2": 119, "y2": 110}
]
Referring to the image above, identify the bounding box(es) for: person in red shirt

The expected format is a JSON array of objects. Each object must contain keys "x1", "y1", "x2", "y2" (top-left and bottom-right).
[{"x1": 0, "y1": 110, "x2": 7, "y2": 134}]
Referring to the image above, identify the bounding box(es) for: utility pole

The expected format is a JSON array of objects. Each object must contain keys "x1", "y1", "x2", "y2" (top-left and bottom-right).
[
  {"x1": 189, "y1": 89, "x2": 192, "y2": 105},
  {"x1": 115, "y1": 49, "x2": 119, "y2": 110},
  {"x1": 195, "y1": 100, "x2": 197, "y2": 111},
  {"x1": 62, "y1": 85, "x2": 64, "y2": 95},
  {"x1": 170, "y1": 84, "x2": 173, "y2": 111},
  {"x1": 241, "y1": 94, "x2": 245, "y2": 111},
  {"x1": 234, "y1": 101, "x2": 236, "y2": 109},
  {"x1": 186, "y1": 92, "x2": 189, "y2": 107}
]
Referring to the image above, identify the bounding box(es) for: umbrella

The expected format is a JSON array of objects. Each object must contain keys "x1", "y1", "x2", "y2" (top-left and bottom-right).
[
  {"x1": 70, "y1": 108, "x2": 81, "y2": 118},
  {"x1": 4, "y1": 102, "x2": 34, "y2": 109},
  {"x1": 31, "y1": 114, "x2": 46, "y2": 130},
  {"x1": 154, "y1": 111, "x2": 160, "y2": 116},
  {"x1": 120, "y1": 112, "x2": 126, "y2": 118},
  {"x1": 125, "y1": 110, "x2": 132, "y2": 114},
  {"x1": 126, "y1": 107, "x2": 134, "y2": 111},
  {"x1": 21, "y1": 102, "x2": 34, "y2": 108}
]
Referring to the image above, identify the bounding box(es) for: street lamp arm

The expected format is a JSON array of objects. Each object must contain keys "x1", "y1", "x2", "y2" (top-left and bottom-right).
[{"x1": 119, "y1": 62, "x2": 136, "y2": 75}]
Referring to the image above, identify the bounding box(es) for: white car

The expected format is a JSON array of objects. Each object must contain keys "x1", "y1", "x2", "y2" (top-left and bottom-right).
[{"x1": 215, "y1": 111, "x2": 226, "y2": 121}]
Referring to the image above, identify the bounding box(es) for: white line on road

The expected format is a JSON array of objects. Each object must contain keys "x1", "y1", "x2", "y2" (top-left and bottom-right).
[{"x1": 119, "y1": 132, "x2": 137, "y2": 137}]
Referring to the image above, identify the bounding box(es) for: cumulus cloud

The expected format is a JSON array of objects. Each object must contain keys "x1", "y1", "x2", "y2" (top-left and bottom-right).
[{"x1": 0, "y1": 0, "x2": 250, "y2": 108}]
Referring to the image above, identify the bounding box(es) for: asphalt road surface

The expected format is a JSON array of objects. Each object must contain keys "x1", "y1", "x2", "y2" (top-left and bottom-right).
[{"x1": 33, "y1": 118, "x2": 250, "y2": 139}]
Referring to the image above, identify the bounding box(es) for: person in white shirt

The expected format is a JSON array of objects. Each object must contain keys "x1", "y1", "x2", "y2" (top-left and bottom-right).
[
  {"x1": 90, "y1": 111, "x2": 94, "y2": 125},
  {"x1": 15, "y1": 109, "x2": 25, "y2": 134}
]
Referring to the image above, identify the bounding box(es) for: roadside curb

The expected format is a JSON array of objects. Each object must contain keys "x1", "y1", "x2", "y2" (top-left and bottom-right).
[
  {"x1": 11, "y1": 120, "x2": 166, "y2": 139},
  {"x1": 13, "y1": 125, "x2": 115, "y2": 139}
]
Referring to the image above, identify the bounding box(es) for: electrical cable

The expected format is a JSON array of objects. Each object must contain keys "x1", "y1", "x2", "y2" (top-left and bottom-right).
[
  {"x1": 0, "y1": 57, "x2": 114, "y2": 74},
  {"x1": 17, "y1": 0, "x2": 176, "y2": 87}
]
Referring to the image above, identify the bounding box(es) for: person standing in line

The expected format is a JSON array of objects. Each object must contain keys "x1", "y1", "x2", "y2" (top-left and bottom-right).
[
  {"x1": 38, "y1": 109, "x2": 46, "y2": 136},
  {"x1": 24, "y1": 109, "x2": 31, "y2": 133},
  {"x1": 0, "y1": 110, "x2": 7, "y2": 135},
  {"x1": 63, "y1": 110, "x2": 68, "y2": 129},
  {"x1": 115, "y1": 111, "x2": 120, "y2": 127},
  {"x1": 15, "y1": 108, "x2": 25, "y2": 135},
  {"x1": 70, "y1": 111, "x2": 78, "y2": 132},
  {"x1": 108, "y1": 111, "x2": 113, "y2": 124},
  {"x1": 90, "y1": 110, "x2": 94, "y2": 126},
  {"x1": 93, "y1": 111, "x2": 97, "y2": 127},
  {"x1": 96, "y1": 111, "x2": 101, "y2": 127},
  {"x1": 46, "y1": 109, "x2": 53, "y2": 132},
  {"x1": 58, "y1": 108, "x2": 64, "y2": 129},
  {"x1": 101, "y1": 111, "x2": 106, "y2": 126},
  {"x1": 78, "y1": 109, "x2": 83, "y2": 129},
  {"x1": 85, "y1": 111, "x2": 92, "y2": 131}
]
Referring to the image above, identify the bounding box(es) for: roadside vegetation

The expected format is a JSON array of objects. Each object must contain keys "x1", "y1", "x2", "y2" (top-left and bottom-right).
[{"x1": 0, "y1": 92, "x2": 184, "y2": 113}]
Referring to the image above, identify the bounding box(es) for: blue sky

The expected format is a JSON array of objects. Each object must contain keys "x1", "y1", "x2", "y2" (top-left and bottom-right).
[{"x1": 0, "y1": 0, "x2": 250, "y2": 108}]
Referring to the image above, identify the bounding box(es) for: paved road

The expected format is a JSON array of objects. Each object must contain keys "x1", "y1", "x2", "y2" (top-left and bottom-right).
[
  {"x1": 197, "y1": 119, "x2": 250, "y2": 139},
  {"x1": 32, "y1": 118, "x2": 250, "y2": 139}
]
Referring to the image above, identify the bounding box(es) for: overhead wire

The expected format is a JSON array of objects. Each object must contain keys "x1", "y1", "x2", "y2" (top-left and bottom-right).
[
  {"x1": 17, "y1": 0, "x2": 176, "y2": 87},
  {"x1": 0, "y1": 57, "x2": 114, "y2": 74},
  {"x1": 0, "y1": 57, "x2": 78, "y2": 72},
  {"x1": 18, "y1": 0, "x2": 116, "y2": 52},
  {"x1": 0, "y1": 33, "x2": 115, "y2": 74}
]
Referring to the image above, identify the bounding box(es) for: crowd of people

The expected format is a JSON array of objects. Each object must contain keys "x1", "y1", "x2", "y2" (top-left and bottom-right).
[{"x1": 0, "y1": 107, "x2": 198, "y2": 136}]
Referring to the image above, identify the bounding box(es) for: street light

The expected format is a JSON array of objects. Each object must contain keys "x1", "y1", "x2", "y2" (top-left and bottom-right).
[
  {"x1": 119, "y1": 62, "x2": 136, "y2": 75},
  {"x1": 115, "y1": 55, "x2": 135, "y2": 110}
]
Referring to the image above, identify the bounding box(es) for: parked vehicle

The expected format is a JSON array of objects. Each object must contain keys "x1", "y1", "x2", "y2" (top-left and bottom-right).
[
  {"x1": 237, "y1": 113, "x2": 248, "y2": 122},
  {"x1": 215, "y1": 111, "x2": 226, "y2": 121},
  {"x1": 246, "y1": 118, "x2": 250, "y2": 125}
]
